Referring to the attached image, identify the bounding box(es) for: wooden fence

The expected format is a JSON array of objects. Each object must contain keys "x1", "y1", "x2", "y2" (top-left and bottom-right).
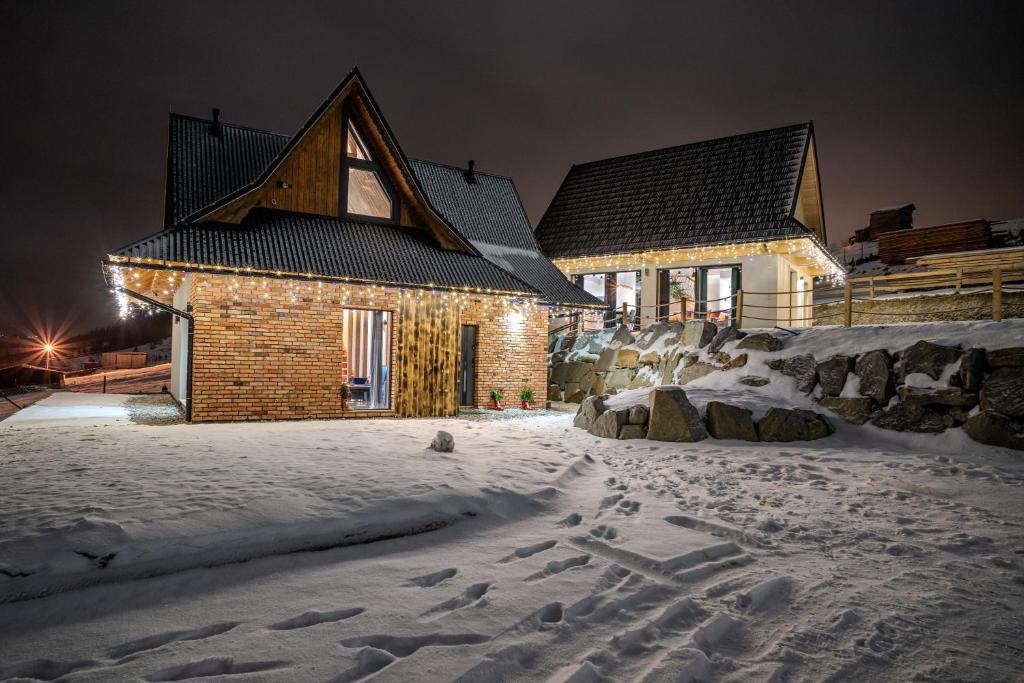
[{"x1": 551, "y1": 264, "x2": 1024, "y2": 336}]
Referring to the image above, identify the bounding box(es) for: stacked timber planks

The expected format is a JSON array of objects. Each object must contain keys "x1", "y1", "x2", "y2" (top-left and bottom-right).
[{"x1": 878, "y1": 220, "x2": 990, "y2": 265}]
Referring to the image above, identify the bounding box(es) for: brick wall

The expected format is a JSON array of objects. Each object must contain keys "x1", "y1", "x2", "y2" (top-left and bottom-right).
[
  {"x1": 186, "y1": 273, "x2": 547, "y2": 421},
  {"x1": 462, "y1": 305, "x2": 548, "y2": 408}
]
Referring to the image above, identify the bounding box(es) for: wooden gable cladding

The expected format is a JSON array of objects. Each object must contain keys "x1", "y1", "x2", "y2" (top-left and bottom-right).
[
  {"x1": 199, "y1": 73, "x2": 473, "y2": 254},
  {"x1": 393, "y1": 294, "x2": 460, "y2": 417},
  {"x1": 793, "y1": 135, "x2": 825, "y2": 242}
]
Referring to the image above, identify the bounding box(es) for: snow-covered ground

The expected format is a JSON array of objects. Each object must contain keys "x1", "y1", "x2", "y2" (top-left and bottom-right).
[{"x1": 1, "y1": 391, "x2": 1023, "y2": 681}]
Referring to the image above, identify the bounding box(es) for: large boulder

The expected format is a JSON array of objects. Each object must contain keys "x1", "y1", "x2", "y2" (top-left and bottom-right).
[
  {"x1": 565, "y1": 361, "x2": 594, "y2": 384},
  {"x1": 638, "y1": 350, "x2": 661, "y2": 366},
  {"x1": 618, "y1": 424, "x2": 647, "y2": 440},
  {"x1": 559, "y1": 333, "x2": 577, "y2": 352},
  {"x1": 958, "y1": 348, "x2": 987, "y2": 391},
  {"x1": 739, "y1": 376, "x2": 771, "y2": 387},
  {"x1": 705, "y1": 401, "x2": 758, "y2": 441},
  {"x1": 605, "y1": 368, "x2": 636, "y2": 390},
  {"x1": 737, "y1": 333, "x2": 782, "y2": 353},
  {"x1": 963, "y1": 411, "x2": 1024, "y2": 450},
  {"x1": 767, "y1": 354, "x2": 817, "y2": 393},
  {"x1": 589, "y1": 374, "x2": 606, "y2": 396},
  {"x1": 870, "y1": 403, "x2": 949, "y2": 433},
  {"x1": 897, "y1": 386, "x2": 978, "y2": 408},
  {"x1": 573, "y1": 395, "x2": 606, "y2": 430},
  {"x1": 855, "y1": 350, "x2": 896, "y2": 404},
  {"x1": 817, "y1": 396, "x2": 876, "y2": 425},
  {"x1": 595, "y1": 348, "x2": 617, "y2": 372},
  {"x1": 714, "y1": 352, "x2": 748, "y2": 370},
  {"x1": 683, "y1": 321, "x2": 718, "y2": 348},
  {"x1": 757, "y1": 408, "x2": 834, "y2": 442},
  {"x1": 707, "y1": 325, "x2": 742, "y2": 354},
  {"x1": 985, "y1": 347, "x2": 1024, "y2": 368},
  {"x1": 980, "y1": 367, "x2": 1024, "y2": 418},
  {"x1": 590, "y1": 408, "x2": 628, "y2": 439},
  {"x1": 816, "y1": 355, "x2": 854, "y2": 397},
  {"x1": 900, "y1": 340, "x2": 960, "y2": 381},
  {"x1": 678, "y1": 361, "x2": 718, "y2": 385},
  {"x1": 660, "y1": 350, "x2": 684, "y2": 385},
  {"x1": 610, "y1": 325, "x2": 636, "y2": 348},
  {"x1": 578, "y1": 367, "x2": 598, "y2": 394},
  {"x1": 628, "y1": 404, "x2": 649, "y2": 425},
  {"x1": 635, "y1": 321, "x2": 682, "y2": 350},
  {"x1": 616, "y1": 348, "x2": 640, "y2": 369},
  {"x1": 647, "y1": 387, "x2": 708, "y2": 442},
  {"x1": 550, "y1": 351, "x2": 566, "y2": 366},
  {"x1": 564, "y1": 389, "x2": 586, "y2": 404},
  {"x1": 550, "y1": 362, "x2": 568, "y2": 387},
  {"x1": 547, "y1": 384, "x2": 562, "y2": 401}
]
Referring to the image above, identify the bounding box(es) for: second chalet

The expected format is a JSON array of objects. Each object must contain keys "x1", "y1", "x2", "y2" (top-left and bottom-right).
[{"x1": 535, "y1": 123, "x2": 846, "y2": 329}]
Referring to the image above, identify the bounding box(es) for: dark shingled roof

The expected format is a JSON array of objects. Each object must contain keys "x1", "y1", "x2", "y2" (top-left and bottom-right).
[
  {"x1": 145, "y1": 110, "x2": 601, "y2": 307},
  {"x1": 166, "y1": 114, "x2": 289, "y2": 226},
  {"x1": 409, "y1": 160, "x2": 602, "y2": 308},
  {"x1": 535, "y1": 123, "x2": 816, "y2": 259},
  {"x1": 114, "y1": 209, "x2": 534, "y2": 294}
]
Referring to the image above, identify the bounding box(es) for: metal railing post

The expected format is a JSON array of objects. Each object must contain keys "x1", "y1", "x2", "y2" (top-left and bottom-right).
[
  {"x1": 843, "y1": 281, "x2": 853, "y2": 327},
  {"x1": 993, "y1": 268, "x2": 1003, "y2": 321},
  {"x1": 735, "y1": 289, "x2": 744, "y2": 329}
]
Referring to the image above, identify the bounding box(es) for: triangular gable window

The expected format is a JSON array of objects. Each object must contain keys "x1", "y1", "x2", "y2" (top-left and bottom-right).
[{"x1": 341, "y1": 115, "x2": 397, "y2": 222}]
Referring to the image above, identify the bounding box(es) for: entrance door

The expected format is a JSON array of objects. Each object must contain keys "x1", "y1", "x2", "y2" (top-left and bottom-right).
[{"x1": 459, "y1": 325, "x2": 477, "y2": 406}]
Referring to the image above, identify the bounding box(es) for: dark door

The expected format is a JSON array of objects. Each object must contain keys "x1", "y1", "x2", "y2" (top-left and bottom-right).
[{"x1": 459, "y1": 325, "x2": 477, "y2": 406}]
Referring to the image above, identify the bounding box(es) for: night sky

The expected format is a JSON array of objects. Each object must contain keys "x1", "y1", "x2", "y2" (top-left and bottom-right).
[{"x1": 2, "y1": 1, "x2": 1022, "y2": 336}]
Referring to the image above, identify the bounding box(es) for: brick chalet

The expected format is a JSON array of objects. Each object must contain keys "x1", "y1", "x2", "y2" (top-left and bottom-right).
[{"x1": 106, "y1": 69, "x2": 602, "y2": 422}]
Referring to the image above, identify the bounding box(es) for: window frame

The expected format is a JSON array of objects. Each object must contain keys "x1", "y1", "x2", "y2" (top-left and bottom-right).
[{"x1": 339, "y1": 109, "x2": 400, "y2": 224}]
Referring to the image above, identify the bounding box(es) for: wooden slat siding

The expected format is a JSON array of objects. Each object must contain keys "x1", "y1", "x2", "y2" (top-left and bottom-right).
[
  {"x1": 392, "y1": 295, "x2": 460, "y2": 417},
  {"x1": 878, "y1": 220, "x2": 991, "y2": 265}
]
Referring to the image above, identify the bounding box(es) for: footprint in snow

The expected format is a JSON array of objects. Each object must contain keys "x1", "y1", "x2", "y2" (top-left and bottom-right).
[
  {"x1": 589, "y1": 525, "x2": 618, "y2": 540},
  {"x1": 616, "y1": 499, "x2": 641, "y2": 516},
  {"x1": 269, "y1": 608, "x2": 365, "y2": 631},
  {"x1": 145, "y1": 657, "x2": 290, "y2": 682},
  {"x1": 421, "y1": 582, "x2": 493, "y2": 617},
  {"x1": 558, "y1": 513, "x2": 583, "y2": 528},
  {"x1": 406, "y1": 567, "x2": 458, "y2": 588},
  {"x1": 498, "y1": 540, "x2": 556, "y2": 563},
  {"x1": 524, "y1": 555, "x2": 591, "y2": 582},
  {"x1": 108, "y1": 622, "x2": 240, "y2": 660}
]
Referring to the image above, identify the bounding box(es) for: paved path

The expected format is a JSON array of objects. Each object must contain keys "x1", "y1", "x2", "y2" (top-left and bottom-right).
[{"x1": 1, "y1": 392, "x2": 132, "y2": 429}]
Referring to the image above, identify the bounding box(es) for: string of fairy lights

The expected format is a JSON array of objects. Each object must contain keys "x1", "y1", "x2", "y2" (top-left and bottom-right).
[
  {"x1": 105, "y1": 260, "x2": 600, "y2": 320},
  {"x1": 550, "y1": 237, "x2": 847, "y2": 284}
]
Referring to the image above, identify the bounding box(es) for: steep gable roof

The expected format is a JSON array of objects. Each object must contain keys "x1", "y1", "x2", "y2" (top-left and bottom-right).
[
  {"x1": 535, "y1": 122, "x2": 823, "y2": 259},
  {"x1": 180, "y1": 68, "x2": 475, "y2": 254},
  {"x1": 165, "y1": 115, "x2": 289, "y2": 226},
  {"x1": 409, "y1": 160, "x2": 603, "y2": 308}
]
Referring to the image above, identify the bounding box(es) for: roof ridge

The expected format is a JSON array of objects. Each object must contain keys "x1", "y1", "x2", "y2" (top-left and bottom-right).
[
  {"x1": 408, "y1": 158, "x2": 514, "y2": 182},
  {"x1": 169, "y1": 112, "x2": 291, "y2": 139},
  {"x1": 571, "y1": 121, "x2": 812, "y2": 169}
]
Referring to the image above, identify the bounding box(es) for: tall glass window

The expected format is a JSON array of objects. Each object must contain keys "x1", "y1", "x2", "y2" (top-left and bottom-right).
[
  {"x1": 343, "y1": 308, "x2": 391, "y2": 410},
  {"x1": 342, "y1": 117, "x2": 397, "y2": 222}
]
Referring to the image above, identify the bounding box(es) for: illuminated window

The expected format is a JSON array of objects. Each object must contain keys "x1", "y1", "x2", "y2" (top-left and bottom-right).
[
  {"x1": 342, "y1": 115, "x2": 397, "y2": 222},
  {"x1": 347, "y1": 168, "x2": 392, "y2": 218},
  {"x1": 346, "y1": 122, "x2": 371, "y2": 160}
]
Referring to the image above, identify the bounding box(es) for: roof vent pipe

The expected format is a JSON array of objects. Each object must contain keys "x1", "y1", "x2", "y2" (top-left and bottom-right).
[
  {"x1": 210, "y1": 108, "x2": 223, "y2": 137},
  {"x1": 463, "y1": 159, "x2": 476, "y2": 184}
]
